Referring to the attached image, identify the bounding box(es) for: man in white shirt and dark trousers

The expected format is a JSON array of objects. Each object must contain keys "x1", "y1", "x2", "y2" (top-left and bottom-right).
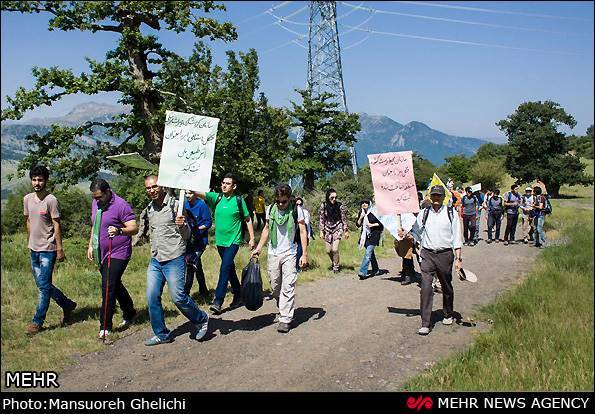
[{"x1": 400, "y1": 185, "x2": 463, "y2": 335}]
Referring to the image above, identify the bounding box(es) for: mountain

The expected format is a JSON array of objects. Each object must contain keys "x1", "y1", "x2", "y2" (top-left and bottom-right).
[
  {"x1": 1, "y1": 103, "x2": 487, "y2": 167},
  {"x1": 355, "y1": 113, "x2": 487, "y2": 166}
]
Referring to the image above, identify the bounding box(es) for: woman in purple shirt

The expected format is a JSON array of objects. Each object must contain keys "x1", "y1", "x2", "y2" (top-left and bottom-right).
[{"x1": 88, "y1": 179, "x2": 138, "y2": 341}]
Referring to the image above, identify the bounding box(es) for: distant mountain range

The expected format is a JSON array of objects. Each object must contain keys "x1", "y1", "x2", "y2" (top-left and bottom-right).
[{"x1": 1, "y1": 102, "x2": 487, "y2": 165}]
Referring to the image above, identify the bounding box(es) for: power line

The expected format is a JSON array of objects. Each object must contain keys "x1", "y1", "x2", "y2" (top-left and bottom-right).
[
  {"x1": 266, "y1": 5, "x2": 310, "y2": 26},
  {"x1": 393, "y1": 1, "x2": 594, "y2": 22},
  {"x1": 339, "y1": 23, "x2": 585, "y2": 56},
  {"x1": 239, "y1": 1, "x2": 293, "y2": 24},
  {"x1": 341, "y1": 2, "x2": 583, "y2": 36}
]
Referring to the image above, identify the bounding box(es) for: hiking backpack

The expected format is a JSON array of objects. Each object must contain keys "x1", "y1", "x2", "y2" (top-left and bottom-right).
[{"x1": 541, "y1": 195, "x2": 553, "y2": 215}]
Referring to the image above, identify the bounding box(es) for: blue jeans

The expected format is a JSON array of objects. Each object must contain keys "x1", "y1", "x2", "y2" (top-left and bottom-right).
[
  {"x1": 214, "y1": 244, "x2": 241, "y2": 305},
  {"x1": 30, "y1": 251, "x2": 75, "y2": 326},
  {"x1": 474, "y1": 211, "x2": 482, "y2": 241},
  {"x1": 534, "y1": 215, "x2": 546, "y2": 246},
  {"x1": 358, "y1": 245, "x2": 379, "y2": 276},
  {"x1": 146, "y1": 255, "x2": 207, "y2": 340}
]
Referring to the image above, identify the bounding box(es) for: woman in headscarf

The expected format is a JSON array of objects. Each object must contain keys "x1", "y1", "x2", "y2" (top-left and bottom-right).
[{"x1": 319, "y1": 188, "x2": 349, "y2": 273}]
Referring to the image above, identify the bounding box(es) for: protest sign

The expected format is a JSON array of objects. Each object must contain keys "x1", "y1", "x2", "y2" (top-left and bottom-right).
[
  {"x1": 368, "y1": 151, "x2": 419, "y2": 216},
  {"x1": 106, "y1": 152, "x2": 157, "y2": 171},
  {"x1": 157, "y1": 110, "x2": 219, "y2": 192},
  {"x1": 470, "y1": 183, "x2": 482, "y2": 193}
]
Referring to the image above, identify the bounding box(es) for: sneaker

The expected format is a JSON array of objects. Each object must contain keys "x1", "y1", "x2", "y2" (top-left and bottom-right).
[
  {"x1": 98, "y1": 330, "x2": 111, "y2": 339},
  {"x1": 486, "y1": 239, "x2": 492, "y2": 244},
  {"x1": 118, "y1": 311, "x2": 138, "y2": 329},
  {"x1": 442, "y1": 317, "x2": 454, "y2": 325},
  {"x1": 401, "y1": 275, "x2": 412, "y2": 286},
  {"x1": 333, "y1": 269, "x2": 339, "y2": 274},
  {"x1": 523, "y1": 238, "x2": 528, "y2": 244},
  {"x1": 144, "y1": 335, "x2": 173, "y2": 346},
  {"x1": 358, "y1": 273, "x2": 367, "y2": 280},
  {"x1": 274, "y1": 313, "x2": 280, "y2": 323},
  {"x1": 418, "y1": 326, "x2": 430, "y2": 335},
  {"x1": 209, "y1": 302, "x2": 222, "y2": 315},
  {"x1": 503, "y1": 241, "x2": 509, "y2": 246},
  {"x1": 25, "y1": 322, "x2": 42, "y2": 335},
  {"x1": 194, "y1": 314, "x2": 209, "y2": 341},
  {"x1": 60, "y1": 302, "x2": 77, "y2": 326},
  {"x1": 277, "y1": 322, "x2": 291, "y2": 333}
]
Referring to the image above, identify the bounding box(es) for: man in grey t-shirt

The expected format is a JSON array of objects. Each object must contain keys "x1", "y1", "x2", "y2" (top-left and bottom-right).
[
  {"x1": 23, "y1": 165, "x2": 77, "y2": 335},
  {"x1": 461, "y1": 187, "x2": 478, "y2": 246}
]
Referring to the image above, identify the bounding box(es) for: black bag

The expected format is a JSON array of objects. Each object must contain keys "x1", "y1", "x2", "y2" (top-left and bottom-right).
[{"x1": 241, "y1": 257, "x2": 263, "y2": 311}]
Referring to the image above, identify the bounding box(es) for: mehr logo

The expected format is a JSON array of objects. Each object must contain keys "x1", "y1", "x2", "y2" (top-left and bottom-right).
[{"x1": 407, "y1": 395, "x2": 433, "y2": 411}]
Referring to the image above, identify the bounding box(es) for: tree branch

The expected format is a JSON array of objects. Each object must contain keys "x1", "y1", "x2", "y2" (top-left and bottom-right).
[{"x1": 155, "y1": 89, "x2": 188, "y2": 106}]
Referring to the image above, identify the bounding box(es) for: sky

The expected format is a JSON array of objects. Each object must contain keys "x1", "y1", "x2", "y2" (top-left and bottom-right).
[{"x1": 1, "y1": 1, "x2": 593, "y2": 143}]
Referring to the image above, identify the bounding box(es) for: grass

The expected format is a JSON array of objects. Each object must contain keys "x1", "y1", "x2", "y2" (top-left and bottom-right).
[
  {"x1": 0, "y1": 227, "x2": 393, "y2": 386},
  {"x1": 402, "y1": 193, "x2": 594, "y2": 391}
]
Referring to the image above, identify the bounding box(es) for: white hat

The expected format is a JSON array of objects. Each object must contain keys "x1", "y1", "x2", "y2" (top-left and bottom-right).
[{"x1": 458, "y1": 268, "x2": 478, "y2": 283}]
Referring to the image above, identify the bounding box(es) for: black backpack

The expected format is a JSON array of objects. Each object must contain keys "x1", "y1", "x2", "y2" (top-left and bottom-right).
[
  {"x1": 214, "y1": 193, "x2": 247, "y2": 240},
  {"x1": 267, "y1": 203, "x2": 302, "y2": 244}
]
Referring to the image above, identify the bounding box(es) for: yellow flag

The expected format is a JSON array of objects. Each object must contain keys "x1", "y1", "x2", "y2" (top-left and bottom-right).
[{"x1": 426, "y1": 173, "x2": 451, "y2": 206}]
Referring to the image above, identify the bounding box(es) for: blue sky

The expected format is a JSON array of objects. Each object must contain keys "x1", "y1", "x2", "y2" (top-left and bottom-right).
[{"x1": 1, "y1": 1, "x2": 593, "y2": 142}]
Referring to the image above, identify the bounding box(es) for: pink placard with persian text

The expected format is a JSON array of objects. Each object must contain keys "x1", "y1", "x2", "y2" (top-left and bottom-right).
[{"x1": 368, "y1": 151, "x2": 420, "y2": 215}]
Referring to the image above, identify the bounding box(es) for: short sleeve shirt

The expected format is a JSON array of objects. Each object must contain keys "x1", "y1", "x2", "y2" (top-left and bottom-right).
[
  {"x1": 205, "y1": 192, "x2": 250, "y2": 247},
  {"x1": 266, "y1": 204, "x2": 305, "y2": 256},
  {"x1": 91, "y1": 193, "x2": 136, "y2": 264},
  {"x1": 23, "y1": 193, "x2": 60, "y2": 251}
]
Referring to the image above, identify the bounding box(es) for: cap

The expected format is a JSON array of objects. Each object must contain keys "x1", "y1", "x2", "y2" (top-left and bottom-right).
[
  {"x1": 525, "y1": 187, "x2": 532, "y2": 192},
  {"x1": 430, "y1": 185, "x2": 445, "y2": 196}
]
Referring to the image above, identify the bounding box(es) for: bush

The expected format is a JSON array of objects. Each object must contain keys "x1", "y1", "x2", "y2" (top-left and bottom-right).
[
  {"x1": 470, "y1": 158, "x2": 506, "y2": 192},
  {"x1": 111, "y1": 173, "x2": 150, "y2": 216},
  {"x1": 1, "y1": 184, "x2": 30, "y2": 236}
]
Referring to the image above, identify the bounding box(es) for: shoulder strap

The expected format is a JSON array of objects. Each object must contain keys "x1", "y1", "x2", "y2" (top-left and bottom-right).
[
  {"x1": 421, "y1": 206, "x2": 431, "y2": 227},
  {"x1": 268, "y1": 204, "x2": 274, "y2": 217},
  {"x1": 447, "y1": 206, "x2": 454, "y2": 223}
]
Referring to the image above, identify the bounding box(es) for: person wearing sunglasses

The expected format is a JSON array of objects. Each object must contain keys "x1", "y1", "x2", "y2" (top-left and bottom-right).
[{"x1": 252, "y1": 184, "x2": 308, "y2": 333}]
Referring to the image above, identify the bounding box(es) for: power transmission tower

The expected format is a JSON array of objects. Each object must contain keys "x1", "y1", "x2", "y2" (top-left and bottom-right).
[{"x1": 307, "y1": 1, "x2": 358, "y2": 175}]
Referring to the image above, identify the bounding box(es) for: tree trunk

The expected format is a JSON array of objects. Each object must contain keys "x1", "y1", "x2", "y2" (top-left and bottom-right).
[
  {"x1": 304, "y1": 171, "x2": 316, "y2": 192},
  {"x1": 548, "y1": 182, "x2": 560, "y2": 198}
]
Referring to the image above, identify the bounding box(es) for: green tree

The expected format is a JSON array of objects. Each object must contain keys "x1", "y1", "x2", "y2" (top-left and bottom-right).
[
  {"x1": 412, "y1": 152, "x2": 436, "y2": 191},
  {"x1": 497, "y1": 101, "x2": 592, "y2": 197},
  {"x1": 288, "y1": 89, "x2": 360, "y2": 192},
  {"x1": 473, "y1": 142, "x2": 509, "y2": 161},
  {"x1": 440, "y1": 154, "x2": 472, "y2": 184},
  {"x1": 567, "y1": 125, "x2": 594, "y2": 159},
  {"x1": 470, "y1": 158, "x2": 506, "y2": 192},
  {"x1": 1, "y1": 1, "x2": 237, "y2": 184}
]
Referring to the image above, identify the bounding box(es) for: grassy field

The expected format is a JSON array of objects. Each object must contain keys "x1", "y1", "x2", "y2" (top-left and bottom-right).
[
  {"x1": 0, "y1": 227, "x2": 393, "y2": 385},
  {"x1": 402, "y1": 184, "x2": 594, "y2": 391}
]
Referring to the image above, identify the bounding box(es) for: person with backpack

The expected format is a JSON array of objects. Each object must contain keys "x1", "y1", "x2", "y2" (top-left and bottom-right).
[
  {"x1": 319, "y1": 188, "x2": 349, "y2": 273},
  {"x1": 183, "y1": 190, "x2": 212, "y2": 297},
  {"x1": 134, "y1": 175, "x2": 209, "y2": 346},
  {"x1": 503, "y1": 184, "x2": 522, "y2": 245},
  {"x1": 461, "y1": 187, "x2": 478, "y2": 246},
  {"x1": 473, "y1": 190, "x2": 486, "y2": 243},
  {"x1": 486, "y1": 189, "x2": 504, "y2": 243},
  {"x1": 356, "y1": 199, "x2": 384, "y2": 280},
  {"x1": 251, "y1": 184, "x2": 308, "y2": 333},
  {"x1": 520, "y1": 187, "x2": 535, "y2": 244},
  {"x1": 532, "y1": 186, "x2": 550, "y2": 248},
  {"x1": 399, "y1": 185, "x2": 462, "y2": 336},
  {"x1": 88, "y1": 178, "x2": 138, "y2": 341},
  {"x1": 294, "y1": 197, "x2": 312, "y2": 270},
  {"x1": 195, "y1": 173, "x2": 255, "y2": 315}
]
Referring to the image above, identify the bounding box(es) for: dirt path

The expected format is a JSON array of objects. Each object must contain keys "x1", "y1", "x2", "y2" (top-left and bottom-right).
[{"x1": 54, "y1": 230, "x2": 540, "y2": 392}]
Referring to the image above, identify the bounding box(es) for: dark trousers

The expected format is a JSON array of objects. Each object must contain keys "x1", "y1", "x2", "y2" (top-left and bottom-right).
[
  {"x1": 487, "y1": 211, "x2": 503, "y2": 240},
  {"x1": 99, "y1": 258, "x2": 135, "y2": 331},
  {"x1": 184, "y1": 251, "x2": 208, "y2": 295},
  {"x1": 214, "y1": 244, "x2": 241, "y2": 305},
  {"x1": 402, "y1": 257, "x2": 415, "y2": 276},
  {"x1": 419, "y1": 249, "x2": 454, "y2": 328},
  {"x1": 462, "y1": 214, "x2": 476, "y2": 243},
  {"x1": 504, "y1": 213, "x2": 519, "y2": 242},
  {"x1": 255, "y1": 213, "x2": 266, "y2": 230}
]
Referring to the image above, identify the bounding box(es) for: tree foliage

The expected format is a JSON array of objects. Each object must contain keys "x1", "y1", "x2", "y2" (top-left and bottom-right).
[
  {"x1": 496, "y1": 101, "x2": 592, "y2": 197},
  {"x1": 567, "y1": 124, "x2": 594, "y2": 159},
  {"x1": 412, "y1": 152, "x2": 436, "y2": 191},
  {"x1": 1, "y1": 1, "x2": 238, "y2": 184},
  {"x1": 439, "y1": 154, "x2": 472, "y2": 184},
  {"x1": 287, "y1": 89, "x2": 360, "y2": 191}
]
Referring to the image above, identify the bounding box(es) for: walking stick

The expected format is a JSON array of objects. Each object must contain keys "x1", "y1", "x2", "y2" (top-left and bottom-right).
[{"x1": 101, "y1": 237, "x2": 113, "y2": 343}]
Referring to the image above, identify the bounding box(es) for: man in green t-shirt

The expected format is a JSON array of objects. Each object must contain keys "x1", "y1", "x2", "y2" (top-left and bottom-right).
[{"x1": 196, "y1": 173, "x2": 255, "y2": 314}]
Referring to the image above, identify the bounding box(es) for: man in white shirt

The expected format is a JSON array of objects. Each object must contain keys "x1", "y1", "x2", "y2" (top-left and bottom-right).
[
  {"x1": 399, "y1": 185, "x2": 463, "y2": 335},
  {"x1": 252, "y1": 184, "x2": 308, "y2": 333}
]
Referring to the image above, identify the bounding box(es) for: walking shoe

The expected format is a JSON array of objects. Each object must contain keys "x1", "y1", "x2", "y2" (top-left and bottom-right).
[
  {"x1": 277, "y1": 322, "x2": 291, "y2": 333},
  {"x1": 60, "y1": 302, "x2": 77, "y2": 326},
  {"x1": 442, "y1": 317, "x2": 454, "y2": 325},
  {"x1": 118, "y1": 311, "x2": 138, "y2": 330},
  {"x1": 98, "y1": 330, "x2": 111, "y2": 339},
  {"x1": 503, "y1": 241, "x2": 509, "y2": 246},
  {"x1": 209, "y1": 302, "x2": 222, "y2": 315},
  {"x1": 523, "y1": 238, "x2": 528, "y2": 244},
  {"x1": 495, "y1": 239, "x2": 500, "y2": 243},
  {"x1": 418, "y1": 326, "x2": 430, "y2": 335},
  {"x1": 229, "y1": 296, "x2": 244, "y2": 310},
  {"x1": 144, "y1": 335, "x2": 173, "y2": 346},
  {"x1": 486, "y1": 239, "x2": 492, "y2": 244},
  {"x1": 274, "y1": 313, "x2": 280, "y2": 323},
  {"x1": 333, "y1": 269, "x2": 339, "y2": 274},
  {"x1": 358, "y1": 273, "x2": 367, "y2": 280},
  {"x1": 401, "y1": 275, "x2": 412, "y2": 285},
  {"x1": 25, "y1": 322, "x2": 42, "y2": 335},
  {"x1": 194, "y1": 314, "x2": 209, "y2": 341}
]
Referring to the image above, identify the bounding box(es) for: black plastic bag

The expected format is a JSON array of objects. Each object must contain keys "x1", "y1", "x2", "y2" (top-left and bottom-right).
[{"x1": 241, "y1": 257, "x2": 263, "y2": 311}]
